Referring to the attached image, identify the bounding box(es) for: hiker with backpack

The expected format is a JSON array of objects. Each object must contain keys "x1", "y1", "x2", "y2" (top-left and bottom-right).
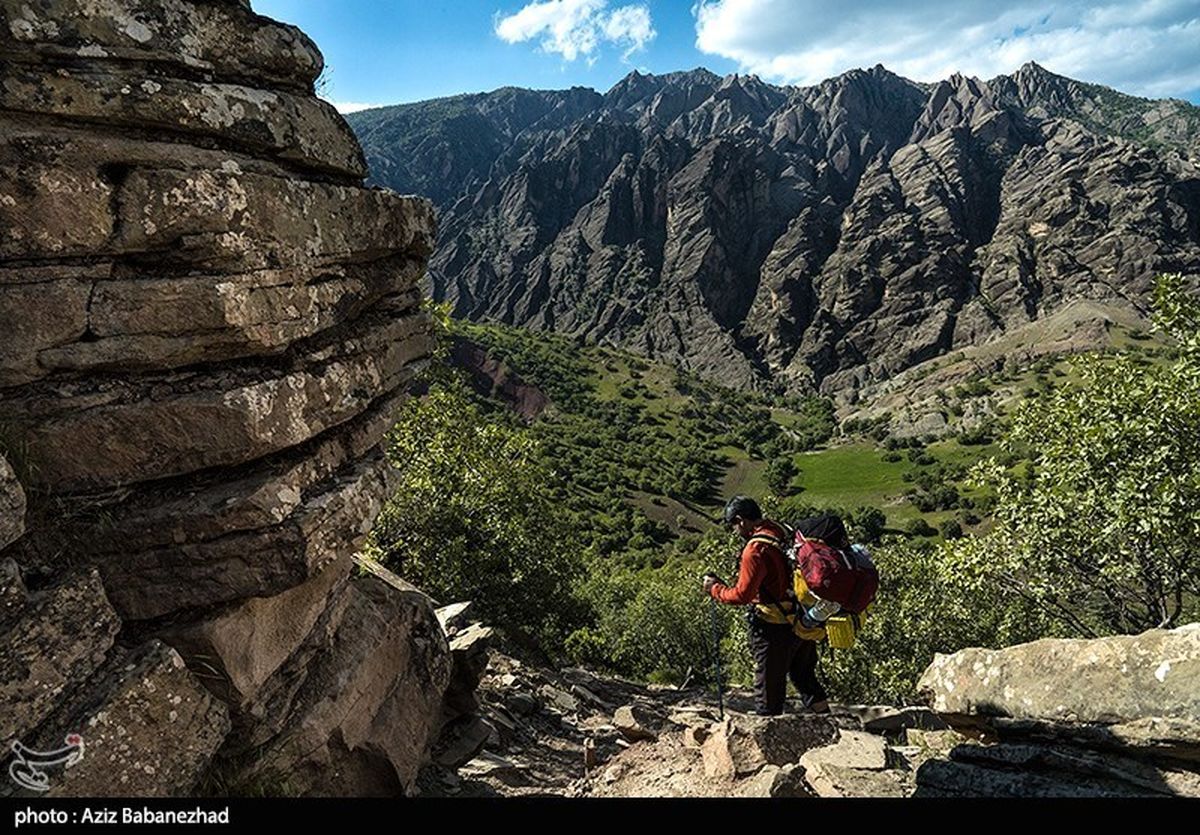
[
  {"x1": 702, "y1": 496, "x2": 831, "y2": 716},
  {"x1": 702, "y1": 496, "x2": 879, "y2": 717}
]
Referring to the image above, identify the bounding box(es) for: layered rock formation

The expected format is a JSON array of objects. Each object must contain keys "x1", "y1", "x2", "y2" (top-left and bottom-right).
[
  {"x1": 914, "y1": 623, "x2": 1200, "y2": 796},
  {"x1": 349, "y1": 64, "x2": 1200, "y2": 397},
  {"x1": 0, "y1": 0, "x2": 449, "y2": 796}
]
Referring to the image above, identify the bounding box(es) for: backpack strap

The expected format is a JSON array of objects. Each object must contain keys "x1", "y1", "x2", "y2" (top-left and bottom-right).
[{"x1": 746, "y1": 533, "x2": 796, "y2": 622}]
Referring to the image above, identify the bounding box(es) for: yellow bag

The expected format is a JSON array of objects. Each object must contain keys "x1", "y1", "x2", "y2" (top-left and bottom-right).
[{"x1": 824, "y1": 609, "x2": 868, "y2": 649}]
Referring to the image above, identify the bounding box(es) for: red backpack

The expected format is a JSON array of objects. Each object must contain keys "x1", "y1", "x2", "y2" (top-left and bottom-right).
[{"x1": 790, "y1": 515, "x2": 878, "y2": 613}]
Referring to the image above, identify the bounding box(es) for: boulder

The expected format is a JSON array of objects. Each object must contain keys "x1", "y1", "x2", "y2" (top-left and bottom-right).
[
  {"x1": 918, "y1": 623, "x2": 1200, "y2": 724},
  {"x1": 797, "y1": 730, "x2": 908, "y2": 797},
  {"x1": 159, "y1": 553, "x2": 353, "y2": 709},
  {"x1": 914, "y1": 757, "x2": 1155, "y2": 798},
  {"x1": 0, "y1": 570, "x2": 121, "y2": 750},
  {"x1": 800, "y1": 761, "x2": 911, "y2": 798},
  {"x1": 30, "y1": 641, "x2": 230, "y2": 797},
  {"x1": 946, "y1": 742, "x2": 1200, "y2": 797},
  {"x1": 700, "y1": 714, "x2": 839, "y2": 777},
  {"x1": 987, "y1": 716, "x2": 1200, "y2": 764},
  {"x1": 233, "y1": 574, "x2": 452, "y2": 796},
  {"x1": 801, "y1": 730, "x2": 889, "y2": 770}
]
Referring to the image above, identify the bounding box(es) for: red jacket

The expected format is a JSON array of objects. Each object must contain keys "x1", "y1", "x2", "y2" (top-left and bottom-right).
[{"x1": 710, "y1": 520, "x2": 791, "y2": 606}]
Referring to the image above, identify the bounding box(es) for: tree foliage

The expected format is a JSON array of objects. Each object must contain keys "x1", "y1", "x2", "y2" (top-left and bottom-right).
[
  {"x1": 945, "y1": 274, "x2": 1200, "y2": 635},
  {"x1": 368, "y1": 384, "x2": 584, "y2": 646}
]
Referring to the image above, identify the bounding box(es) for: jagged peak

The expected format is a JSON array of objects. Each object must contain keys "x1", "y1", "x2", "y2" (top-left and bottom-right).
[{"x1": 1015, "y1": 60, "x2": 1053, "y2": 77}]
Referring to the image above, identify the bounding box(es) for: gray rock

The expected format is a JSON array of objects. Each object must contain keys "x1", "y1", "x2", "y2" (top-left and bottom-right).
[
  {"x1": 918, "y1": 623, "x2": 1200, "y2": 725},
  {"x1": 234, "y1": 575, "x2": 452, "y2": 797},
  {"x1": 433, "y1": 716, "x2": 492, "y2": 769},
  {"x1": 444, "y1": 623, "x2": 494, "y2": 719},
  {"x1": 988, "y1": 716, "x2": 1200, "y2": 764},
  {"x1": 837, "y1": 704, "x2": 951, "y2": 734},
  {"x1": 0, "y1": 455, "x2": 25, "y2": 552},
  {"x1": 460, "y1": 753, "x2": 529, "y2": 787},
  {"x1": 0, "y1": 570, "x2": 121, "y2": 751},
  {"x1": 159, "y1": 554, "x2": 353, "y2": 709},
  {"x1": 29, "y1": 640, "x2": 230, "y2": 798},
  {"x1": 949, "y1": 742, "x2": 1200, "y2": 797},
  {"x1": 505, "y1": 692, "x2": 540, "y2": 717},
  {"x1": 914, "y1": 758, "x2": 1155, "y2": 798},
  {"x1": 801, "y1": 730, "x2": 889, "y2": 770},
  {"x1": 539, "y1": 685, "x2": 580, "y2": 715}
]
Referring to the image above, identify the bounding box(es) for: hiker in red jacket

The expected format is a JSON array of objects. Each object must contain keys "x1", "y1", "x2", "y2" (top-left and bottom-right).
[{"x1": 702, "y1": 495, "x2": 830, "y2": 716}]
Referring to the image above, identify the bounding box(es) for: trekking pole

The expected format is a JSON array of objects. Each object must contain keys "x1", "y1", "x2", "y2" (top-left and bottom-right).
[{"x1": 707, "y1": 597, "x2": 726, "y2": 720}]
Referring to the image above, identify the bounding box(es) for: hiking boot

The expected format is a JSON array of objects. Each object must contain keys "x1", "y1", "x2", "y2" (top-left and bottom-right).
[{"x1": 807, "y1": 699, "x2": 831, "y2": 715}]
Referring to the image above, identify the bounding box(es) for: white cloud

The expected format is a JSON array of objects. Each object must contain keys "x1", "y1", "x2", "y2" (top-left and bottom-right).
[
  {"x1": 496, "y1": 0, "x2": 656, "y2": 62},
  {"x1": 692, "y1": 0, "x2": 1200, "y2": 98}
]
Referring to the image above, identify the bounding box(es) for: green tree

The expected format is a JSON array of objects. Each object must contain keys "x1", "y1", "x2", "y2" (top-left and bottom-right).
[
  {"x1": 368, "y1": 383, "x2": 584, "y2": 647},
  {"x1": 822, "y1": 539, "x2": 1054, "y2": 704},
  {"x1": 946, "y1": 274, "x2": 1200, "y2": 635},
  {"x1": 851, "y1": 506, "x2": 887, "y2": 544},
  {"x1": 764, "y1": 458, "x2": 799, "y2": 495}
]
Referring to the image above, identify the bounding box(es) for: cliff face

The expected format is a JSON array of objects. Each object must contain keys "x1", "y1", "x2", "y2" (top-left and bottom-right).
[
  {"x1": 0, "y1": 0, "x2": 449, "y2": 796},
  {"x1": 349, "y1": 64, "x2": 1200, "y2": 395}
]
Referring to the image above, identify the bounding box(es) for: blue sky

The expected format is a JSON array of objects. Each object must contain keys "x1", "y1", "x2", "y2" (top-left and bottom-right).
[{"x1": 252, "y1": 0, "x2": 1200, "y2": 111}]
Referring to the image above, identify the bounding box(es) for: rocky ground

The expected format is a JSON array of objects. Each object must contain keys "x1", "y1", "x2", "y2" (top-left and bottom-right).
[{"x1": 418, "y1": 607, "x2": 1200, "y2": 799}]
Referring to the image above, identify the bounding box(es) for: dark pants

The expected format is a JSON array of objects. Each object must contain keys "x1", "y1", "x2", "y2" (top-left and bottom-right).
[{"x1": 747, "y1": 615, "x2": 828, "y2": 716}]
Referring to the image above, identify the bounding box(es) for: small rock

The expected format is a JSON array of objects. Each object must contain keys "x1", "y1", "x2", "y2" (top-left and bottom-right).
[
  {"x1": 584, "y1": 738, "x2": 598, "y2": 769},
  {"x1": 435, "y1": 601, "x2": 476, "y2": 635},
  {"x1": 838, "y1": 705, "x2": 950, "y2": 734},
  {"x1": 572, "y1": 683, "x2": 615, "y2": 711},
  {"x1": 804, "y1": 730, "x2": 889, "y2": 770},
  {"x1": 460, "y1": 753, "x2": 528, "y2": 787},
  {"x1": 505, "y1": 692, "x2": 539, "y2": 716},
  {"x1": 613, "y1": 704, "x2": 661, "y2": 742},
  {"x1": 734, "y1": 764, "x2": 812, "y2": 798},
  {"x1": 539, "y1": 685, "x2": 579, "y2": 714},
  {"x1": 683, "y1": 726, "x2": 711, "y2": 749},
  {"x1": 433, "y1": 715, "x2": 491, "y2": 768}
]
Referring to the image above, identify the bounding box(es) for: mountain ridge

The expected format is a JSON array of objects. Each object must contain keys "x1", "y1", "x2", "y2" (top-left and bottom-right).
[{"x1": 348, "y1": 62, "x2": 1200, "y2": 396}]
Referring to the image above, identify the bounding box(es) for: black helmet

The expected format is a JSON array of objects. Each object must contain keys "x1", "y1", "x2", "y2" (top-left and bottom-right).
[{"x1": 722, "y1": 495, "x2": 762, "y2": 525}]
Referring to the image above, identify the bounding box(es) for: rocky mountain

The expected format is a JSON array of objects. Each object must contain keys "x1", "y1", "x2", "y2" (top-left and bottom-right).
[{"x1": 348, "y1": 64, "x2": 1200, "y2": 396}]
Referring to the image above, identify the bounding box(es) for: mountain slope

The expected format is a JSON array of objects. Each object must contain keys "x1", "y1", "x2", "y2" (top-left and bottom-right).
[{"x1": 348, "y1": 63, "x2": 1200, "y2": 396}]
